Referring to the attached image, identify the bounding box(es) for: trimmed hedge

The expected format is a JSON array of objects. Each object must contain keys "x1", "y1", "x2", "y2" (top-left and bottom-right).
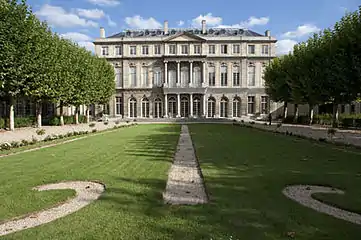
[{"x1": 43, "y1": 115, "x2": 87, "y2": 126}]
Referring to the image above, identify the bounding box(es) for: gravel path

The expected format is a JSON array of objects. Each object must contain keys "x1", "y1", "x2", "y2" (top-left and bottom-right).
[
  {"x1": 163, "y1": 125, "x2": 208, "y2": 205},
  {"x1": 283, "y1": 185, "x2": 361, "y2": 225},
  {"x1": 0, "y1": 181, "x2": 105, "y2": 237}
]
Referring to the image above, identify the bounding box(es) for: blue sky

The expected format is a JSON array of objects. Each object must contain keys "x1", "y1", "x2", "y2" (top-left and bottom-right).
[{"x1": 28, "y1": 0, "x2": 360, "y2": 54}]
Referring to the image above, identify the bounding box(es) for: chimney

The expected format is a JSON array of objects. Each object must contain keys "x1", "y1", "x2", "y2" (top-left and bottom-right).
[
  {"x1": 100, "y1": 27, "x2": 105, "y2": 38},
  {"x1": 202, "y1": 20, "x2": 206, "y2": 34},
  {"x1": 265, "y1": 30, "x2": 270, "y2": 37},
  {"x1": 164, "y1": 20, "x2": 169, "y2": 35}
]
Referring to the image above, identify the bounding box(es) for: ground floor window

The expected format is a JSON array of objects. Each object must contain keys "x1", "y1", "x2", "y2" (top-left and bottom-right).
[
  {"x1": 141, "y1": 98, "x2": 150, "y2": 118},
  {"x1": 181, "y1": 96, "x2": 189, "y2": 117},
  {"x1": 116, "y1": 97, "x2": 123, "y2": 115},
  {"x1": 233, "y1": 97, "x2": 241, "y2": 117},
  {"x1": 154, "y1": 98, "x2": 162, "y2": 118},
  {"x1": 220, "y1": 97, "x2": 229, "y2": 118},
  {"x1": 208, "y1": 97, "x2": 216, "y2": 118},
  {"x1": 129, "y1": 98, "x2": 137, "y2": 118},
  {"x1": 193, "y1": 97, "x2": 201, "y2": 117},
  {"x1": 248, "y1": 96, "x2": 255, "y2": 114},
  {"x1": 261, "y1": 96, "x2": 269, "y2": 114},
  {"x1": 168, "y1": 97, "x2": 177, "y2": 118}
]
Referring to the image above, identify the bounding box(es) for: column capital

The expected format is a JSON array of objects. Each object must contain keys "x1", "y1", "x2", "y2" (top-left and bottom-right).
[
  {"x1": 189, "y1": 60, "x2": 194, "y2": 63},
  {"x1": 164, "y1": 60, "x2": 169, "y2": 64},
  {"x1": 176, "y1": 60, "x2": 181, "y2": 63}
]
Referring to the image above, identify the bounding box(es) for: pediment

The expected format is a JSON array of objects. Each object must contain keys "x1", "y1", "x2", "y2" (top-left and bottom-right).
[{"x1": 165, "y1": 32, "x2": 205, "y2": 42}]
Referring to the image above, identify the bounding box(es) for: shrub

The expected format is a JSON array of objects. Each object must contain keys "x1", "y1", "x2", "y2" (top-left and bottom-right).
[
  {"x1": 327, "y1": 128, "x2": 337, "y2": 138},
  {"x1": 241, "y1": 120, "x2": 244, "y2": 123},
  {"x1": 277, "y1": 123, "x2": 282, "y2": 128},
  {"x1": 44, "y1": 135, "x2": 52, "y2": 142},
  {"x1": 126, "y1": 120, "x2": 130, "y2": 123},
  {"x1": 36, "y1": 129, "x2": 46, "y2": 136},
  {"x1": 115, "y1": 120, "x2": 121, "y2": 125},
  {"x1": 11, "y1": 141, "x2": 20, "y2": 148},
  {"x1": 0, "y1": 142, "x2": 11, "y2": 151},
  {"x1": 133, "y1": 119, "x2": 137, "y2": 122},
  {"x1": 48, "y1": 117, "x2": 60, "y2": 126},
  {"x1": 319, "y1": 137, "x2": 327, "y2": 142},
  {"x1": 315, "y1": 114, "x2": 332, "y2": 125},
  {"x1": 14, "y1": 117, "x2": 35, "y2": 128},
  {"x1": 250, "y1": 121, "x2": 255, "y2": 125},
  {"x1": 0, "y1": 118, "x2": 5, "y2": 129},
  {"x1": 89, "y1": 123, "x2": 96, "y2": 127},
  {"x1": 104, "y1": 121, "x2": 109, "y2": 125},
  {"x1": 21, "y1": 139, "x2": 29, "y2": 146},
  {"x1": 31, "y1": 137, "x2": 38, "y2": 145},
  {"x1": 66, "y1": 132, "x2": 73, "y2": 137},
  {"x1": 92, "y1": 129, "x2": 97, "y2": 133}
]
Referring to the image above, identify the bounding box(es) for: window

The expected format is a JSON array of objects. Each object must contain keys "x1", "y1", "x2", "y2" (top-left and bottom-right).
[
  {"x1": 233, "y1": 45, "x2": 240, "y2": 54},
  {"x1": 101, "y1": 46, "x2": 109, "y2": 56},
  {"x1": 169, "y1": 45, "x2": 176, "y2": 54},
  {"x1": 221, "y1": 65, "x2": 227, "y2": 86},
  {"x1": 208, "y1": 97, "x2": 216, "y2": 118},
  {"x1": 221, "y1": 45, "x2": 228, "y2": 54},
  {"x1": 181, "y1": 67, "x2": 189, "y2": 87},
  {"x1": 154, "y1": 98, "x2": 163, "y2": 118},
  {"x1": 129, "y1": 66, "x2": 137, "y2": 87},
  {"x1": 154, "y1": 45, "x2": 161, "y2": 55},
  {"x1": 193, "y1": 67, "x2": 201, "y2": 87},
  {"x1": 142, "y1": 67, "x2": 148, "y2": 87},
  {"x1": 248, "y1": 45, "x2": 255, "y2": 54},
  {"x1": 194, "y1": 45, "x2": 201, "y2": 54},
  {"x1": 233, "y1": 66, "x2": 240, "y2": 86},
  {"x1": 261, "y1": 63, "x2": 266, "y2": 86},
  {"x1": 208, "y1": 66, "x2": 215, "y2": 86},
  {"x1": 168, "y1": 69, "x2": 176, "y2": 87},
  {"x1": 168, "y1": 97, "x2": 177, "y2": 118},
  {"x1": 193, "y1": 97, "x2": 201, "y2": 117},
  {"x1": 129, "y1": 97, "x2": 137, "y2": 118},
  {"x1": 261, "y1": 96, "x2": 269, "y2": 114},
  {"x1": 209, "y1": 45, "x2": 216, "y2": 54},
  {"x1": 116, "y1": 97, "x2": 123, "y2": 115},
  {"x1": 248, "y1": 65, "x2": 256, "y2": 86},
  {"x1": 262, "y1": 45, "x2": 269, "y2": 55},
  {"x1": 233, "y1": 98, "x2": 241, "y2": 117},
  {"x1": 141, "y1": 98, "x2": 150, "y2": 118},
  {"x1": 142, "y1": 45, "x2": 149, "y2": 55},
  {"x1": 153, "y1": 67, "x2": 162, "y2": 87},
  {"x1": 115, "y1": 68, "x2": 122, "y2": 88},
  {"x1": 220, "y1": 97, "x2": 229, "y2": 118},
  {"x1": 248, "y1": 96, "x2": 255, "y2": 114},
  {"x1": 181, "y1": 45, "x2": 189, "y2": 54},
  {"x1": 130, "y1": 46, "x2": 136, "y2": 55},
  {"x1": 115, "y1": 46, "x2": 122, "y2": 55}
]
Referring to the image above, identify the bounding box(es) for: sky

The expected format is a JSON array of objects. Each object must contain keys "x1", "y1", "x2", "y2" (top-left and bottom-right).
[{"x1": 27, "y1": 0, "x2": 360, "y2": 55}]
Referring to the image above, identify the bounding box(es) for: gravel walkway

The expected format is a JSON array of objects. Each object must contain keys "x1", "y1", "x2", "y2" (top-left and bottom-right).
[
  {"x1": 163, "y1": 125, "x2": 208, "y2": 205},
  {"x1": 283, "y1": 185, "x2": 361, "y2": 225},
  {"x1": 0, "y1": 181, "x2": 105, "y2": 237}
]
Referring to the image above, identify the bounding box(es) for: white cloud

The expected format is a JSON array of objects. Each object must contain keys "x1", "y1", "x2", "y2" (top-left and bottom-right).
[
  {"x1": 125, "y1": 15, "x2": 162, "y2": 29},
  {"x1": 177, "y1": 20, "x2": 185, "y2": 27},
  {"x1": 60, "y1": 32, "x2": 92, "y2": 42},
  {"x1": 192, "y1": 13, "x2": 223, "y2": 27},
  {"x1": 78, "y1": 41, "x2": 95, "y2": 52},
  {"x1": 35, "y1": 4, "x2": 98, "y2": 28},
  {"x1": 76, "y1": 8, "x2": 105, "y2": 19},
  {"x1": 276, "y1": 39, "x2": 297, "y2": 55},
  {"x1": 107, "y1": 15, "x2": 117, "y2": 27},
  {"x1": 87, "y1": 0, "x2": 120, "y2": 7},
  {"x1": 282, "y1": 24, "x2": 320, "y2": 38},
  {"x1": 217, "y1": 16, "x2": 269, "y2": 29}
]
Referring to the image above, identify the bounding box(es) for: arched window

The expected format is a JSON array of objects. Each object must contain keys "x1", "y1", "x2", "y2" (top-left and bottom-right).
[
  {"x1": 168, "y1": 69, "x2": 176, "y2": 87},
  {"x1": 220, "y1": 97, "x2": 229, "y2": 118},
  {"x1": 193, "y1": 66, "x2": 201, "y2": 87},
  {"x1": 233, "y1": 97, "x2": 241, "y2": 118},
  {"x1": 141, "y1": 98, "x2": 150, "y2": 118},
  {"x1": 181, "y1": 96, "x2": 189, "y2": 117},
  {"x1": 129, "y1": 97, "x2": 137, "y2": 118},
  {"x1": 193, "y1": 96, "x2": 201, "y2": 117},
  {"x1": 168, "y1": 96, "x2": 177, "y2": 118},
  {"x1": 181, "y1": 66, "x2": 189, "y2": 87},
  {"x1": 154, "y1": 98, "x2": 163, "y2": 118},
  {"x1": 208, "y1": 97, "x2": 216, "y2": 118},
  {"x1": 153, "y1": 67, "x2": 162, "y2": 87}
]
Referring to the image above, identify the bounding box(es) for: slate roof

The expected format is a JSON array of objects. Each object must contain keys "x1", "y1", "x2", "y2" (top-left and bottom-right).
[{"x1": 108, "y1": 28, "x2": 264, "y2": 38}]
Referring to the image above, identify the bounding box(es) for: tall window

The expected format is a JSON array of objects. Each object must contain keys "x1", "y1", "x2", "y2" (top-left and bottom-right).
[
  {"x1": 221, "y1": 65, "x2": 228, "y2": 86},
  {"x1": 169, "y1": 45, "x2": 176, "y2": 54},
  {"x1": 116, "y1": 97, "x2": 123, "y2": 115},
  {"x1": 248, "y1": 65, "x2": 256, "y2": 86},
  {"x1": 101, "y1": 46, "x2": 109, "y2": 56},
  {"x1": 248, "y1": 45, "x2": 255, "y2": 54},
  {"x1": 233, "y1": 45, "x2": 240, "y2": 54},
  {"x1": 154, "y1": 45, "x2": 161, "y2": 55},
  {"x1": 261, "y1": 96, "x2": 269, "y2": 114},
  {"x1": 208, "y1": 66, "x2": 215, "y2": 86},
  {"x1": 154, "y1": 98, "x2": 162, "y2": 118},
  {"x1": 181, "y1": 45, "x2": 189, "y2": 54},
  {"x1": 208, "y1": 97, "x2": 216, "y2": 118},
  {"x1": 233, "y1": 66, "x2": 240, "y2": 86},
  {"x1": 153, "y1": 67, "x2": 162, "y2": 87},
  {"x1": 220, "y1": 97, "x2": 229, "y2": 118},
  {"x1": 168, "y1": 97, "x2": 177, "y2": 118},
  {"x1": 115, "y1": 46, "x2": 122, "y2": 55},
  {"x1": 233, "y1": 97, "x2": 241, "y2": 117},
  {"x1": 129, "y1": 66, "x2": 137, "y2": 87},
  {"x1": 141, "y1": 98, "x2": 150, "y2": 118},
  {"x1": 142, "y1": 45, "x2": 149, "y2": 55},
  {"x1": 193, "y1": 97, "x2": 201, "y2": 117},
  {"x1": 115, "y1": 68, "x2": 122, "y2": 88},
  {"x1": 168, "y1": 69, "x2": 176, "y2": 87},
  {"x1": 248, "y1": 96, "x2": 255, "y2": 114},
  {"x1": 181, "y1": 67, "x2": 189, "y2": 87},
  {"x1": 194, "y1": 45, "x2": 201, "y2": 54},
  {"x1": 142, "y1": 67, "x2": 148, "y2": 87},
  {"x1": 261, "y1": 63, "x2": 266, "y2": 86},
  {"x1": 129, "y1": 97, "x2": 137, "y2": 118},
  {"x1": 262, "y1": 45, "x2": 269, "y2": 55},
  {"x1": 221, "y1": 45, "x2": 228, "y2": 54},
  {"x1": 130, "y1": 46, "x2": 136, "y2": 55},
  {"x1": 209, "y1": 45, "x2": 216, "y2": 54},
  {"x1": 193, "y1": 67, "x2": 201, "y2": 87}
]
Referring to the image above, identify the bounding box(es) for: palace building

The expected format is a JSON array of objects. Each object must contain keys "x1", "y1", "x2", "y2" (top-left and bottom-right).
[{"x1": 93, "y1": 20, "x2": 279, "y2": 119}]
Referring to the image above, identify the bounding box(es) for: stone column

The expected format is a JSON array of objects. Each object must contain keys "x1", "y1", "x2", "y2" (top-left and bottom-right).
[
  {"x1": 177, "y1": 94, "x2": 181, "y2": 117},
  {"x1": 190, "y1": 94, "x2": 193, "y2": 117},
  {"x1": 203, "y1": 95, "x2": 207, "y2": 118},
  {"x1": 164, "y1": 94, "x2": 168, "y2": 118},
  {"x1": 164, "y1": 61, "x2": 168, "y2": 86},
  {"x1": 190, "y1": 61, "x2": 193, "y2": 87},
  {"x1": 177, "y1": 61, "x2": 181, "y2": 87}
]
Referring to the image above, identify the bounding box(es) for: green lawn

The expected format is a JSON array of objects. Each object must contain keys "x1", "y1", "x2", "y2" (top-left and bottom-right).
[{"x1": 1, "y1": 124, "x2": 361, "y2": 239}]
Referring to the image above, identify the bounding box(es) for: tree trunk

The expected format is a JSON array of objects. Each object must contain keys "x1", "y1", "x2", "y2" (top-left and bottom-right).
[
  {"x1": 75, "y1": 106, "x2": 79, "y2": 125},
  {"x1": 332, "y1": 103, "x2": 339, "y2": 128},
  {"x1": 309, "y1": 105, "x2": 314, "y2": 125},
  {"x1": 283, "y1": 102, "x2": 288, "y2": 119},
  {"x1": 59, "y1": 102, "x2": 64, "y2": 126},
  {"x1": 36, "y1": 101, "x2": 42, "y2": 128},
  {"x1": 9, "y1": 96, "x2": 15, "y2": 131},
  {"x1": 86, "y1": 106, "x2": 90, "y2": 123},
  {"x1": 293, "y1": 104, "x2": 299, "y2": 123}
]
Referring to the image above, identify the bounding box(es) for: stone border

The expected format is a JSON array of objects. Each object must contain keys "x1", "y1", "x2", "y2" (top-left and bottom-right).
[
  {"x1": 0, "y1": 181, "x2": 105, "y2": 236},
  {"x1": 283, "y1": 185, "x2": 361, "y2": 225}
]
